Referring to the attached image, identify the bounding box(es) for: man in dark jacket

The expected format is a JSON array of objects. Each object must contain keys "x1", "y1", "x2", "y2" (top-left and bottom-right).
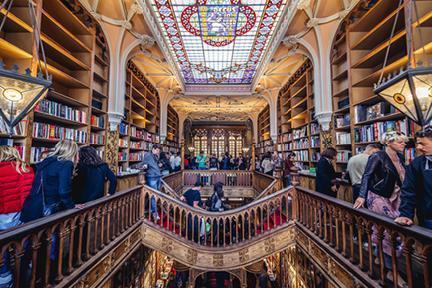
[
  {"x1": 316, "y1": 148, "x2": 338, "y2": 197},
  {"x1": 180, "y1": 181, "x2": 203, "y2": 242},
  {"x1": 396, "y1": 126, "x2": 432, "y2": 229},
  {"x1": 140, "y1": 144, "x2": 162, "y2": 221}
]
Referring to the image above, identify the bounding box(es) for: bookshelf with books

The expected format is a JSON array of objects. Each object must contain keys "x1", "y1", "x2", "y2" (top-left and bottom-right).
[
  {"x1": 117, "y1": 60, "x2": 161, "y2": 174},
  {"x1": 0, "y1": 0, "x2": 113, "y2": 163},
  {"x1": 166, "y1": 104, "x2": 180, "y2": 154},
  {"x1": 257, "y1": 105, "x2": 273, "y2": 157},
  {"x1": 329, "y1": 0, "x2": 429, "y2": 170},
  {"x1": 277, "y1": 60, "x2": 318, "y2": 170}
]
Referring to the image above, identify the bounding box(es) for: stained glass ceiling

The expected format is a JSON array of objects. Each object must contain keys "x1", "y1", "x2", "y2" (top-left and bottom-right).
[{"x1": 150, "y1": 0, "x2": 288, "y2": 85}]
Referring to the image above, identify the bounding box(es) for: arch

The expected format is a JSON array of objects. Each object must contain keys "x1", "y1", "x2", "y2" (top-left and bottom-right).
[{"x1": 192, "y1": 270, "x2": 242, "y2": 287}]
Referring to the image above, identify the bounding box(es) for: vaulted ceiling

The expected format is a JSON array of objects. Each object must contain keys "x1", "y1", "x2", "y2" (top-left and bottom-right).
[{"x1": 80, "y1": 0, "x2": 359, "y2": 121}]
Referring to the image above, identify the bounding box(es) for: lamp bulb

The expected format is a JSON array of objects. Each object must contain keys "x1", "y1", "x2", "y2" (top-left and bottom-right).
[{"x1": 3, "y1": 88, "x2": 23, "y2": 102}]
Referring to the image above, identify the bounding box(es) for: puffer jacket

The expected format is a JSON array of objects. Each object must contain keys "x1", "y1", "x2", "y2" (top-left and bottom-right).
[{"x1": 0, "y1": 161, "x2": 34, "y2": 214}]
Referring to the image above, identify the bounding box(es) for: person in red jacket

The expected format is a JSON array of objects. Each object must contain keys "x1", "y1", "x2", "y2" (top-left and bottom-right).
[{"x1": 0, "y1": 145, "x2": 34, "y2": 287}]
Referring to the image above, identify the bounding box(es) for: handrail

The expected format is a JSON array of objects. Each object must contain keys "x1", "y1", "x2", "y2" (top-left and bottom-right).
[
  {"x1": 295, "y1": 186, "x2": 432, "y2": 288},
  {"x1": 0, "y1": 185, "x2": 143, "y2": 288},
  {"x1": 183, "y1": 170, "x2": 253, "y2": 187},
  {"x1": 144, "y1": 185, "x2": 294, "y2": 248},
  {"x1": 162, "y1": 170, "x2": 183, "y2": 193}
]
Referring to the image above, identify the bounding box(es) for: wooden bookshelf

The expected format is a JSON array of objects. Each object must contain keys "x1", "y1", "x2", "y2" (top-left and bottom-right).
[
  {"x1": 329, "y1": 0, "x2": 428, "y2": 170},
  {"x1": 257, "y1": 105, "x2": 273, "y2": 157},
  {"x1": 0, "y1": 0, "x2": 111, "y2": 163},
  {"x1": 166, "y1": 104, "x2": 180, "y2": 154},
  {"x1": 117, "y1": 60, "x2": 161, "y2": 174},
  {"x1": 277, "y1": 60, "x2": 319, "y2": 170}
]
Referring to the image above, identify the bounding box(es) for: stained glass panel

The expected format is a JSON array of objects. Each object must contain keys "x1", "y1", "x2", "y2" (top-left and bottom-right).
[{"x1": 150, "y1": 0, "x2": 287, "y2": 84}]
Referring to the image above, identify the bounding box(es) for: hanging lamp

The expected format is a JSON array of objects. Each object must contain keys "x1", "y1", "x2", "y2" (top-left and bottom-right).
[
  {"x1": 374, "y1": 0, "x2": 432, "y2": 127},
  {"x1": 0, "y1": 0, "x2": 51, "y2": 134}
]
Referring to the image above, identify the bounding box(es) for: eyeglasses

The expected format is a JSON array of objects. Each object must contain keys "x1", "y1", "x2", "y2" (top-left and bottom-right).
[{"x1": 415, "y1": 125, "x2": 432, "y2": 138}]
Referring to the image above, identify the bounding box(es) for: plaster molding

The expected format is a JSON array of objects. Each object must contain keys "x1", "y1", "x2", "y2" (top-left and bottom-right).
[
  {"x1": 107, "y1": 111, "x2": 124, "y2": 131},
  {"x1": 315, "y1": 111, "x2": 333, "y2": 131},
  {"x1": 137, "y1": 34, "x2": 155, "y2": 49}
]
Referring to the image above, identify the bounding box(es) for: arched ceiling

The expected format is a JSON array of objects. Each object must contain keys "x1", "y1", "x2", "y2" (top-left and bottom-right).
[{"x1": 79, "y1": 0, "x2": 359, "y2": 121}]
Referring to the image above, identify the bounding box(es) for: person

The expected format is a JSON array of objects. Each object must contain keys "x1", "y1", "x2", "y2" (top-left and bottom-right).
[
  {"x1": 180, "y1": 181, "x2": 203, "y2": 242},
  {"x1": 21, "y1": 140, "x2": 82, "y2": 223},
  {"x1": 396, "y1": 126, "x2": 432, "y2": 229},
  {"x1": 354, "y1": 131, "x2": 408, "y2": 285},
  {"x1": 284, "y1": 152, "x2": 298, "y2": 187},
  {"x1": 261, "y1": 152, "x2": 274, "y2": 176},
  {"x1": 196, "y1": 150, "x2": 207, "y2": 170},
  {"x1": 184, "y1": 155, "x2": 190, "y2": 170},
  {"x1": 140, "y1": 144, "x2": 162, "y2": 221},
  {"x1": 159, "y1": 151, "x2": 171, "y2": 176},
  {"x1": 258, "y1": 262, "x2": 269, "y2": 288},
  {"x1": 272, "y1": 151, "x2": 282, "y2": 170},
  {"x1": 169, "y1": 152, "x2": 176, "y2": 171},
  {"x1": 208, "y1": 182, "x2": 228, "y2": 212},
  {"x1": 221, "y1": 152, "x2": 231, "y2": 170},
  {"x1": 255, "y1": 156, "x2": 260, "y2": 172},
  {"x1": 346, "y1": 144, "x2": 381, "y2": 202},
  {"x1": 238, "y1": 153, "x2": 247, "y2": 170},
  {"x1": 190, "y1": 155, "x2": 197, "y2": 170},
  {"x1": 173, "y1": 153, "x2": 181, "y2": 172},
  {"x1": 209, "y1": 154, "x2": 219, "y2": 170},
  {"x1": 72, "y1": 146, "x2": 117, "y2": 204},
  {"x1": 316, "y1": 147, "x2": 338, "y2": 197},
  {"x1": 0, "y1": 146, "x2": 34, "y2": 288}
]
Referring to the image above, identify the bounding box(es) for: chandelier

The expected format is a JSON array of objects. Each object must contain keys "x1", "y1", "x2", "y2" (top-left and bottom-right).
[
  {"x1": 0, "y1": 0, "x2": 51, "y2": 134},
  {"x1": 374, "y1": 0, "x2": 432, "y2": 127}
]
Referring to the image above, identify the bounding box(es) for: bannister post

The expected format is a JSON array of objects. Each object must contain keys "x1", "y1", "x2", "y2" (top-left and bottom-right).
[
  {"x1": 273, "y1": 168, "x2": 284, "y2": 191},
  {"x1": 139, "y1": 173, "x2": 145, "y2": 219},
  {"x1": 290, "y1": 173, "x2": 299, "y2": 220}
]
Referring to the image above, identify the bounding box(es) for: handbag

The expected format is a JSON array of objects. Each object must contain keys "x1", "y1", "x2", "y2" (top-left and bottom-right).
[{"x1": 40, "y1": 171, "x2": 62, "y2": 216}]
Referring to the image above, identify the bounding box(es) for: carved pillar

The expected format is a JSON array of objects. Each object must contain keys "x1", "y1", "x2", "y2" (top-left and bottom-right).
[
  {"x1": 106, "y1": 129, "x2": 119, "y2": 174},
  {"x1": 251, "y1": 143, "x2": 256, "y2": 171},
  {"x1": 159, "y1": 89, "x2": 175, "y2": 144},
  {"x1": 262, "y1": 88, "x2": 280, "y2": 143},
  {"x1": 181, "y1": 139, "x2": 185, "y2": 170}
]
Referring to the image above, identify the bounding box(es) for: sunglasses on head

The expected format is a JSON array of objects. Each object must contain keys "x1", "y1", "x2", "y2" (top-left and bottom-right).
[{"x1": 416, "y1": 126, "x2": 432, "y2": 138}]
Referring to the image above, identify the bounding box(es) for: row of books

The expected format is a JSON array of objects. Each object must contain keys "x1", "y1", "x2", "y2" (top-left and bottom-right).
[
  {"x1": 310, "y1": 136, "x2": 320, "y2": 148},
  {"x1": 119, "y1": 122, "x2": 129, "y2": 135},
  {"x1": 404, "y1": 148, "x2": 416, "y2": 165},
  {"x1": 90, "y1": 134, "x2": 105, "y2": 145},
  {"x1": 293, "y1": 150, "x2": 309, "y2": 162},
  {"x1": 32, "y1": 122, "x2": 87, "y2": 143},
  {"x1": 129, "y1": 152, "x2": 145, "y2": 162},
  {"x1": 35, "y1": 99, "x2": 87, "y2": 124},
  {"x1": 353, "y1": 119, "x2": 414, "y2": 144},
  {"x1": 118, "y1": 139, "x2": 128, "y2": 148},
  {"x1": 130, "y1": 141, "x2": 144, "y2": 150},
  {"x1": 30, "y1": 147, "x2": 50, "y2": 163},
  {"x1": 335, "y1": 113, "x2": 350, "y2": 128},
  {"x1": 336, "y1": 150, "x2": 351, "y2": 163},
  {"x1": 90, "y1": 115, "x2": 105, "y2": 128},
  {"x1": 0, "y1": 118, "x2": 27, "y2": 136},
  {"x1": 118, "y1": 151, "x2": 128, "y2": 161},
  {"x1": 279, "y1": 133, "x2": 292, "y2": 143},
  {"x1": 279, "y1": 143, "x2": 293, "y2": 151},
  {"x1": 293, "y1": 126, "x2": 308, "y2": 139},
  {"x1": 310, "y1": 122, "x2": 320, "y2": 135},
  {"x1": 354, "y1": 102, "x2": 397, "y2": 124},
  {"x1": 293, "y1": 138, "x2": 309, "y2": 149},
  {"x1": 336, "y1": 132, "x2": 351, "y2": 145}
]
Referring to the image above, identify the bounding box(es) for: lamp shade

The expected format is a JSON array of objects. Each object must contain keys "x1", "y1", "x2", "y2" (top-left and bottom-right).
[
  {"x1": 374, "y1": 67, "x2": 432, "y2": 126},
  {"x1": 0, "y1": 66, "x2": 51, "y2": 132}
]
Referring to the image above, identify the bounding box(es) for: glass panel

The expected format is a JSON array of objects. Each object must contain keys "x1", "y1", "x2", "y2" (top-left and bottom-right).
[
  {"x1": 150, "y1": 0, "x2": 288, "y2": 84},
  {"x1": 413, "y1": 74, "x2": 432, "y2": 124},
  {"x1": 379, "y1": 78, "x2": 418, "y2": 122}
]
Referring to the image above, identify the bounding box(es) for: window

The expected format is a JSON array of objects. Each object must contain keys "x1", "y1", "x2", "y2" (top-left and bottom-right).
[
  {"x1": 228, "y1": 135, "x2": 243, "y2": 158},
  {"x1": 193, "y1": 135, "x2": 207, "y2": 156},
  {"x1": 211, "y1": 135, "x2": 225, "y2": 158}
]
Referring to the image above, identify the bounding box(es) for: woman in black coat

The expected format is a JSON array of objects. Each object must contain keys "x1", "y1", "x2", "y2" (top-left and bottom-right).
[
  {"x1": 315, "y1": 148, "x2": 338, "y2": 197},
  {"x1": 72, "y1": 146, "x2": 117, "y2": 204}
]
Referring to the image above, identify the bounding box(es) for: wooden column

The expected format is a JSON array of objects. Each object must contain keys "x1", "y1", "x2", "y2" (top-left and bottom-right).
[
  {"x1": 251, "y1": 143, "x2": 256, "y2": 170},
  {"x1": 181, "y1": 139, "x2": 185, "y2": 170}
]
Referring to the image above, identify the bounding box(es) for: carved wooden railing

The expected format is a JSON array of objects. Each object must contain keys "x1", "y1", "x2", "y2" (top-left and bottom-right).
[
  {"x1": 162, "y1": 170, "x2": 183, "y2": 193},
  {"x1": 144, "y1": 186, "x2": 294, "y2": 248},
  {"x1": 252, "y1": 171, "x2": 276, "y2": 194},
  {"x1": 0, "y1": 186, "x2": 143, "y2": 288},
  {"x1": 182, "y1": 170, "x2": 253, "y2": 187},
  {"x1": 295, "y1": 186, "x2": 432, "y2": 288}
]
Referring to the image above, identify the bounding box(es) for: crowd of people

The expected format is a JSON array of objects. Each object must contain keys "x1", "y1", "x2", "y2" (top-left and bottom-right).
[
  {"x1": 313, "y1": 127, "x2": 432, "y2": 286},
  {"x1": 184, "y1": 151, "x2": 248, "y2": 170}
]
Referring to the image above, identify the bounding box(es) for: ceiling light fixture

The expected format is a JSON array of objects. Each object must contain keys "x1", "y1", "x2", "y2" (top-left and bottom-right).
[{"x1": 374, "y1": 0, "x2": 432, "y2": 127}]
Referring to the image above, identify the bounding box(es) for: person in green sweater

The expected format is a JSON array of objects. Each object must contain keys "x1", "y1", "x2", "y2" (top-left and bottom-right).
[{"x1": 196, "y1": 150, "x2": 207, "y2": 170}]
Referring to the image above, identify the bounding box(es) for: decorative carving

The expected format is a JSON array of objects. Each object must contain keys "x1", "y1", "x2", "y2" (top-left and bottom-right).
[
  {"x1": 105, "y1": 129, "x2": 119, "y2": 172},
  {"x1": 186, "y1": 249, "x2": 198, "y2": 265},
  {"x1": 320, "y1": 129, "x2": 333, "y2": 149},
  {"x1": 239, "y1": 248, "x2": 249, "y2": 263},
  {"x1": 213, "y1": 254, "x2": 224, "y2": 267},
  {"x1": 138, "y1": 34, "x2": 156, "y2": 49},
  {"x1": 264, "y1": 238, "x2": 276, "y2": 253},
  {"x1": 297, "y1": 0, "x2": 311, "y2": 10},
  {"x1": 161, "y1": 238, "x2": 174, "y2": 253}
]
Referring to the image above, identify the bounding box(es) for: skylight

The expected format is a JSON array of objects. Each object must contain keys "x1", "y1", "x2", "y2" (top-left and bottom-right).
[{"x1": 150, "y1": 0, "x2": 287, "y2": 85}]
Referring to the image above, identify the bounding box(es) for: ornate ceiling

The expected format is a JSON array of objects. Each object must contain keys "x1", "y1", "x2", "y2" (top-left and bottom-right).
[
  {"x1": 150, "y1": 0, "x2": 288, "y2": 85},
  {"x1": 169, "y1": 95, "x2": 268, "y2": 121},
  {"x1": 79, "y1": 0, "x2": 359, "y2": 121}
]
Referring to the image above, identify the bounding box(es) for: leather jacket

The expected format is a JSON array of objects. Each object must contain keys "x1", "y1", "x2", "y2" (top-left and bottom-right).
[{"x1": 358, "y1": 150, "x2": 405, "y2": 199}]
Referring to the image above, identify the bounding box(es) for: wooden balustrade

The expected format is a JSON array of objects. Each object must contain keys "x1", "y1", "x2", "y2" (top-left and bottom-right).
[
  {"x1": 183, "y1": 170, "x2": 253, "y2": 187},
  {"x1": 295, "y1": 186, "x2": 432, "y2": 288},
  {"x1": 162, "y1": 171, "x2": 183, "y2": 193},
  {"x1": 144, "y1": 186, "x2": 294, "y2": 248},
  {"x1": 252, "y1": 172, "x2": 275, "y2": 193},
  {"x1": 0, "y1": 186, "x2": 143, "y2": 288}
]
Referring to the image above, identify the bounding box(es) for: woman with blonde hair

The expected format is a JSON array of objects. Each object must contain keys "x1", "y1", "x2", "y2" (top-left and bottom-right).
[
  {"x1": 20, "y1": 140, "x2": 81, "y2": 223},
  {"x1": 354, "y1": 131, "x2": 408, "y2": 286},
  {"x1": 0, "y1": 146, "x2": 34, "y2": 287}
]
